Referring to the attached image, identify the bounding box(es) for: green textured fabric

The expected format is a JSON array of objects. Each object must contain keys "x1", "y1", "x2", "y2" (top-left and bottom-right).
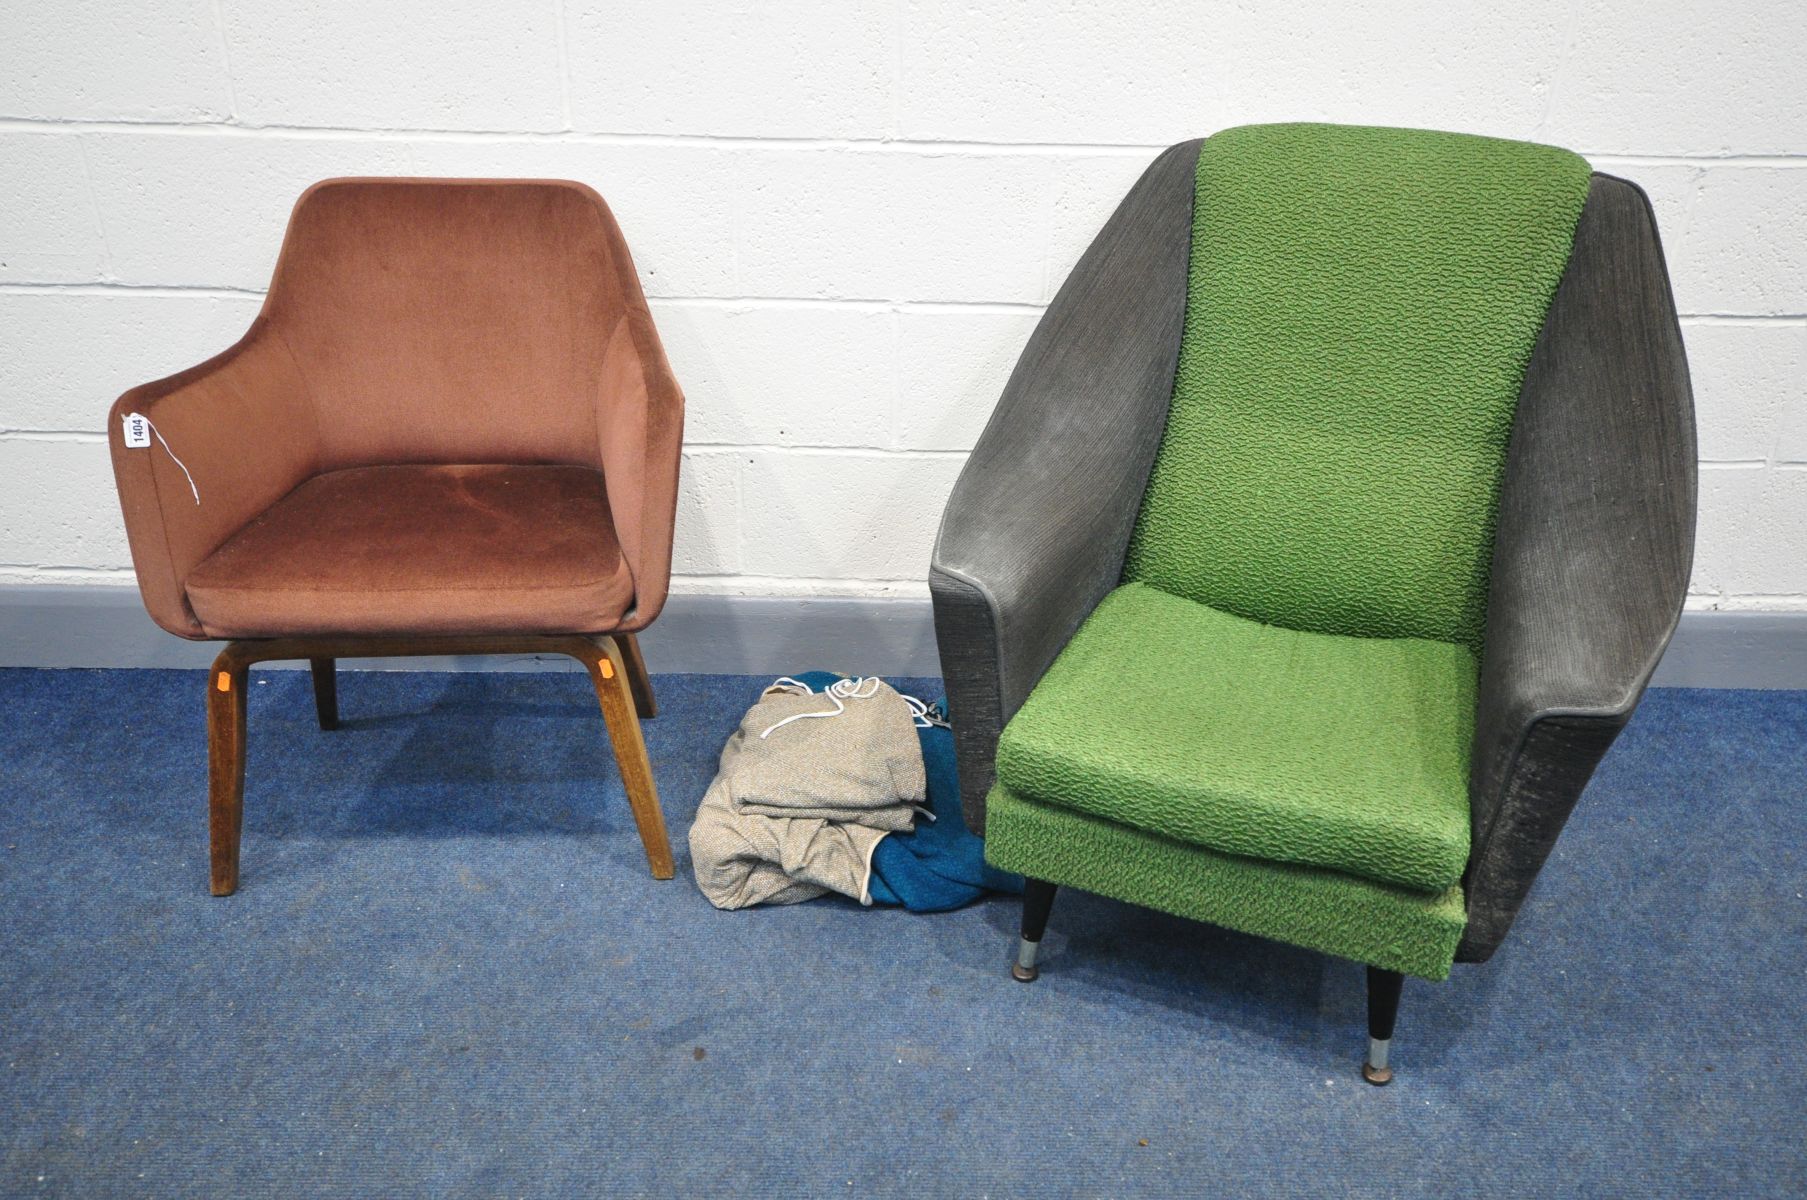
[
  {"x1": 995, "y1": 583, "x2": 1475, "y2": 891},
  {"x1": 985, "y1": 784, "x2": 1466, "y2": 980},
  {"x1": 1123, "y1": 123, "x2": 1592, "y2": 649}
]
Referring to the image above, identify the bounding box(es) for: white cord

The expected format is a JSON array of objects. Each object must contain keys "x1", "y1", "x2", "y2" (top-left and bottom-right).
[
  {"x1": 758, "y1": 676, "x2": 937, "y2": 739},
  {"x1": 759, "y1": 676, "x2": 878, "y2": 738},
  {"x1": 133, "y1": 417, "x2": 200, "y2": 505}
]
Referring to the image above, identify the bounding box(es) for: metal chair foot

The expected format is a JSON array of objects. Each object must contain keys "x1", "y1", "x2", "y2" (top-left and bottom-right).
[
  {"x1": 1010, "y1": 936, "x2": 1041, "y2": 983},
  {"x1": 1361, "y1": 1036, "x2": 1393, "y2": 1086}
]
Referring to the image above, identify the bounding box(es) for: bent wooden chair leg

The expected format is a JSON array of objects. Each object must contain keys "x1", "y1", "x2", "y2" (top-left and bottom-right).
[
  {"x1": 581, "y1": 636, "x2": 674, "y2": 879},
  {"x1": 309, "y1": 657, "x2": 339, "y2": 731},
  {"x1": 617, "y1": 632, "x2": 656, "y2": 719},
  {"x1": 207, "y1": 647, "x2": 251, "y2": 896}
]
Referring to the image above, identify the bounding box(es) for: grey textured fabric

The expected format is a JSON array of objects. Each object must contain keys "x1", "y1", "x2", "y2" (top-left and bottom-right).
[
  {"x1": 687, "y1": 679, "x2": 925, "y2": 909},
  {"x1": 931, "y1": 139, "x2": 1202, "y2": 834},
  {"x1": 1458, "y1": 175, "x2": 1696, "y2": 962}
]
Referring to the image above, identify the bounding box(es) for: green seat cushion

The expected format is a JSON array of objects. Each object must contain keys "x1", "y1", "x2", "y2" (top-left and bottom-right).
[
  {"x1": 984, "y1": 783, "x2": 1466, "y2": 981},
  {"x1": 995, "y1": 583, "x2": 1475, "y2": 892},
  {"x1": 1124, "y1": 123, "x2": 1592, "y2": 649}
]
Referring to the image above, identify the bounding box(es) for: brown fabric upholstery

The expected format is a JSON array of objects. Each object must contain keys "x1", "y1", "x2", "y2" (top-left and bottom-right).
[
  {"x1": 108, "y1": 178, "x2": 683, "y2": 640},
  {"x1": 185, "y1": 465, "x2": 634, "y2": 638}
]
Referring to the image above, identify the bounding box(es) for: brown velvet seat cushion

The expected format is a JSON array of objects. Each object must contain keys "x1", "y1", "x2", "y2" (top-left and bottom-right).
[{"x1": 184, "y1": 464, "x2": 635, "y2": 638}]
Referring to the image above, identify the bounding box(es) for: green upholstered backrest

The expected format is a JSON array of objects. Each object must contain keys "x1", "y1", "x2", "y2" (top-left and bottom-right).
[{"x1": 1123, "y1": 124, "x2": 1592, "y2": 649}]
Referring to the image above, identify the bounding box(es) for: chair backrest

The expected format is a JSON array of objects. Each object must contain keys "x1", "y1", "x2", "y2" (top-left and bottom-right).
[
  {"x1": 1122, "y1": 124, "x2": 1592, "y2": 649},
  {"x1": 262, "y1": 178, "x2": 644, "y2": 471}
]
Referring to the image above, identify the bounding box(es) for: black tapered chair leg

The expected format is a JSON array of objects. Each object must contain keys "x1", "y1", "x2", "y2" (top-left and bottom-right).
[
  {"x1": 309, "y1": 657, "x2": 339, "y2": 731},
  {"x1": 1011, "y1": 879, "x2": 1059, "y2": 982},
  {"x1": 1363, "y1": 966, "x2": 1405, "y2": 1085}
]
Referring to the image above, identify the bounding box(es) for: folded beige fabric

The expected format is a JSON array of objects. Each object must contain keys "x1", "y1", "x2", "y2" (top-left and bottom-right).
[
  {"x1": 723, "y1": 678, "x2": 926, "y2": 828},
  {"x1": 689, "y1": 780, "x2": 889, "y2": 909},
  {"x1": 688, "y1": 677, "x2": 926, "y2": 910}
]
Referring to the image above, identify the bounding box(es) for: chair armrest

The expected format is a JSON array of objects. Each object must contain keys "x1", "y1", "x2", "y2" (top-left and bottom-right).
[
  {"x1": 108, "y1": 318, "x2": 320, "y2": 639},
  {"x1": 596, "y1": 306, "x2": 685, "y2": 632},
  {"x1": 1460, "y1": 175, "x2": 1697, "y2": 961},
  {"x1": 931, "y1": 139, "x2": 1202, "y2": 832}
]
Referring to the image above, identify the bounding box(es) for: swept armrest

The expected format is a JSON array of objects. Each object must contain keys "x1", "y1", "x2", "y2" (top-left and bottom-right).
[
  {"x1": 1460, "y1": 176, "x2": 1696, "y2": 961},
  {"x1": 108, "y1": 318, "x2": 320, "y2": 638},
  {"x1": 597, "y1": 305, "x2": 685, "y2": 632},
  {"x1": 931, "y1": 139, "x2": 1201, "y2": 832}
]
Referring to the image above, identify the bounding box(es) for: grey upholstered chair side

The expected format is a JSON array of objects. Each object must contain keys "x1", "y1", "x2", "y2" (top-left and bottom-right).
[
  {"x1": 930, "y1": 138, "x2": 1203, "y2": 834},
  {"x1": 1458, "y1": 174, "x2": 1697, "y2": 961}
]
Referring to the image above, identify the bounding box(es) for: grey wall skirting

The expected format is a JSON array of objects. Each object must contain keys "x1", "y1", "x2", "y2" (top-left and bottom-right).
[
  {"x1": 1646, "y1": 611, "x2": 1807, "y2": 689},
  {"x1": 0, "y1": 585, "x2": 945, "y2": 677},
  {"x1": 0, "y1": 583, "x2": 1802, "y2": 687}
]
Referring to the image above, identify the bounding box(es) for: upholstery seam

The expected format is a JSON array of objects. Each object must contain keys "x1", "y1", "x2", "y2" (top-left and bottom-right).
[
  {"x1": 595, "y1": 307, "x2": 639, "y2": 623},
  {"x1": 1468, "y1": 175, "x2": 1694, "y2": 885},
  {"x1": 187, "y1": 576, "x2": 630, "y2": 594},
  {"x1": 134, "y1": 325, "x2": 273, "y2": 637}
]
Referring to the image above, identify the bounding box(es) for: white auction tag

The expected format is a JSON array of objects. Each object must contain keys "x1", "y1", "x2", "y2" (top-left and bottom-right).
[{"x1": 122, "y1": 413, "x2": 152, "y2": 448}]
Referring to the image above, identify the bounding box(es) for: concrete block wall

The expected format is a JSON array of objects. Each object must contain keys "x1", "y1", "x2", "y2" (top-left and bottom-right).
[{"x1": 2, "y1": 1, "x2": 1803, "y2": 611}]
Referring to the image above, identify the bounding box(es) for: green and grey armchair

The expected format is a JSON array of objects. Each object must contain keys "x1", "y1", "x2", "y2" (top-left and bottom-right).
[{"x1": 929, "y1": 124, "x2": 1696, "y2": 1083}]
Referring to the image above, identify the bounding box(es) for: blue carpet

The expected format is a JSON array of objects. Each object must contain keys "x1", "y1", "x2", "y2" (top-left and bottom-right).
[{"x1": 1, "y1": 668, "x2": 1802, "y2": 1198}]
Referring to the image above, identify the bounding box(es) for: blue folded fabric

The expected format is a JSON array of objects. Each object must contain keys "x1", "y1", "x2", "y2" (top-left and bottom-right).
[{"x1": 786, "y1": 671, "x2": 1022, "y2": 912}]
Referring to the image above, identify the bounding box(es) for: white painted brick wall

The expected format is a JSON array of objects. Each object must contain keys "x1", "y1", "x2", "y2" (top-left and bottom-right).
[
  {"x1": 0, "y1": 291, "x2": 263, "y2": 429},
  {"x1": 0, "y1": 2, "x2": 231, "y2": 124},
  {"x1": 1, "y1": 1, "x2": 1802, "y2": 613},
  {"x1": 222, "y1": 1, "x2": 565, "y2": 133}
]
